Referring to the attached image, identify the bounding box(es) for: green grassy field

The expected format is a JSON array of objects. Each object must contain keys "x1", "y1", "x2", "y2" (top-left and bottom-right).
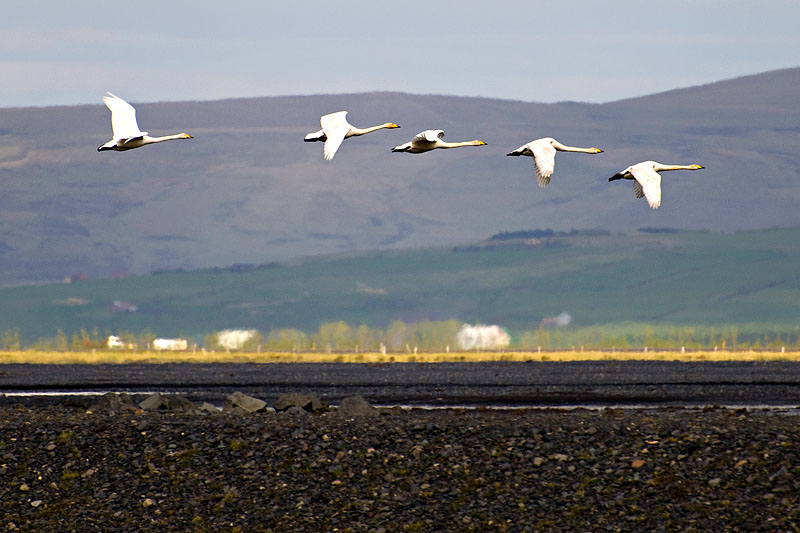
[{"x1": 1, "y1": 228, "x2": 799, "y2": 345}]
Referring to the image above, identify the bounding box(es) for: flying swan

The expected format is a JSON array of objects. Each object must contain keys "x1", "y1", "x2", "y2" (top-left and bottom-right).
[
  {"x1": 609, "y1": 161, "x2": 704, "y2": 209},
  {"x1": 97, "y1": 92, "x2": 192, "y2": 152},
  {"x1": 506, "y1": 137, "x2": 603, "y2": 187},
  {"x1": 304, "y1": 111, "x2": 400, "y2": 160},
  {"x1": 391, "y1": 130, "x2": 486, "y2": 153}
]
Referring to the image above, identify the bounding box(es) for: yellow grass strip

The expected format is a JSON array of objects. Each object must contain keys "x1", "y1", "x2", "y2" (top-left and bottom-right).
[{"x1": 2, "y1": 349, "x2": 800, "y2": 364}]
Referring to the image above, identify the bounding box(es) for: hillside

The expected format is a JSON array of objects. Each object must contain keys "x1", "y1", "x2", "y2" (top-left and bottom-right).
[
  {"x1": 0, "y1": 68, "x2": 799, "y2": 286},
  {"x1": 1, "y1": 228, "x2": 799, "y2": 343}
]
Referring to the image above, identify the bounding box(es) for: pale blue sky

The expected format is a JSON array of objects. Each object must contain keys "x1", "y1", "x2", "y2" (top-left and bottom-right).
[{"x1": 2, "y1": 1, "x2": 799, "y2": 107}]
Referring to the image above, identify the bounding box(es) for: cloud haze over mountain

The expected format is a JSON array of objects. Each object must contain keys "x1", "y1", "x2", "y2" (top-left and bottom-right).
[{"x1": 2, "y1": 2, "x2": 799, "y2": 107}]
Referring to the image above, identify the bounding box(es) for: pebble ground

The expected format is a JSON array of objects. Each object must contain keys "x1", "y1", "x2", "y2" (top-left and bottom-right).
[{"x1": 2, "y1": 402, "x2": 799, "y2": 531}]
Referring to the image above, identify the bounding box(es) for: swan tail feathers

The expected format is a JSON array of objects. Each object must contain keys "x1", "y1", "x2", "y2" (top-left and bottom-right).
[
  {"x1": 391, "y1": 142, "x2": 412, "y2": 153},
  {"x1": 304, "y1": 130, "x2": 325, "y2": 143}
]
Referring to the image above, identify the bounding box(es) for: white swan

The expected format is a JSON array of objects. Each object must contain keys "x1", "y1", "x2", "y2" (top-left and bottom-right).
[
  {"x1": 97, "y1": 92, "x2": 192, "y2": 152},
  {"x1": 304, "y1": 111, "x2": 400, "y2": 160},
  {"x1": 609, "y1": 161, "x2": 704, "y2": 209},
  {"x1": 507, "y1": 137, "x2": 603, "y2": 187},
  {"x1": 391, "y1": 130, "x2": 486, "y2": 153}
]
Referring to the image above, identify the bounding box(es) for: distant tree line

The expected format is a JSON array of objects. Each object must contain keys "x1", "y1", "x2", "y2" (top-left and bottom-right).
[
  {"x1": 488, "y1": 228, "x2": 611, "y2": 241},
  {"x1": 636, "y1": 227, "x2": 710, "y2": 234},
  {"x1": 4, "y1": 321, "x2": 800, "y2": 352},
  {"x1": 152, "y1": 261, "x2": 282, "y2": 276},
  {"x1": 518, "y1": 324, "x2": 800, "y2": 351},
  {"x1": 203, "y1": 320, "x2": 465, "y2": 353},
  {"x1": 9, "y1": 321, "x2": 464, "y2": 353},
  {"x1": 636, "y1": 227, "x2": 680, "y2": 234}
]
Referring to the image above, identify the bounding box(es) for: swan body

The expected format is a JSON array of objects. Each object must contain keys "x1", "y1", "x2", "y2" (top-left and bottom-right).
[
  {"x1": 97, "y1": 92, "x2": 192, "y2": 152},
  {"x1": 507, "y1": 137, "x2": 603, "y2": 187},
  {"x1": 391, "y1": 129, "x2": 486, "y2": 153},
  {"x1": 304, "y1": 111, "x2": 400, "y2": 160},
  {"x1": 609, "y1": 161, "x2": 704, "y2": 209}
]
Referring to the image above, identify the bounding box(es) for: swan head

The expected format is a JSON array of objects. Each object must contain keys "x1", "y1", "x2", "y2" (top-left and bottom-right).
[
  {"x1": 386, "y1": 123, "x2": 401, "y2": 129},
  {"x1": 591, "y1": 148, "x2": 603, "y2": 153},
  {"x1": 179, "y1": 133, "x2": 193, "y2": 139},
  {"x1": 689, "y1": 164, "x2": 704, "y2": 170},
  {"x1": 475, "y1": 140, "x2": 487, "y2": 146}
]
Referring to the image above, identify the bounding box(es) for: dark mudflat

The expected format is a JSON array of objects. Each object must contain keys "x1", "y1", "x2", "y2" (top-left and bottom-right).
[{"x1": 2, "y1": 360, "x2": 800, "y2": 407}]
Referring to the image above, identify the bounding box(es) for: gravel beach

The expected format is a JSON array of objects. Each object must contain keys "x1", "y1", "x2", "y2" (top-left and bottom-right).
[{"x1": 2, "y1": 398, "x2": 800, "y2": 532}]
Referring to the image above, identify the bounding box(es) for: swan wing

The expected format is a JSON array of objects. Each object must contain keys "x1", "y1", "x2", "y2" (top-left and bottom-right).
[
  {"x1": 529, "y1": 141, "x2": 556, "y2": 187},
  {"x1": 320, "y1": 111, "x2": 349, "y2": 131},
  {"x1": 506, "y1": 143, "x2": 532, "y2": 157},
  {"x1": 633, "y1": 180, "x2": 644, "y2": 199},
  {"x1": 415, "y1": 130, "x2": 445, "y2": 143},
  {"x1": 320, "y1": 111, "x2": 350, "y2": 160},
  {"x1": 102, "y1": 92, "x2": 144, "y2": 140},
  {"x1": 122, "y1": 135, "x2": 144, "y2": 144},
  {"x1": 323, "y1": 129, "x2": 348, "y2": 160},
  {"x1": 629, "y1": 165, "x2": 662, "y2": 208}
]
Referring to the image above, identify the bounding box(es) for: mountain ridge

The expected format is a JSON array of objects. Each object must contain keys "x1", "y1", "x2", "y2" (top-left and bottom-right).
[{"x1": 1, "y1": 68, "x2": 799, "y2": 286}]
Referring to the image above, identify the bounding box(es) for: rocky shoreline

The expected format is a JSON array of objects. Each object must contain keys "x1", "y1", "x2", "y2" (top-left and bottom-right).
[{"x1": 2, "y1": 393, "x2": 799, "y2": 531}]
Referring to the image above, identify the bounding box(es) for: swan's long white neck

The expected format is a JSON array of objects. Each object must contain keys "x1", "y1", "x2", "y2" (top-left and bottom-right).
[
  {"x1": 552, "y1": 141, "x2": 601, "y2": 154},
  {"x1": 438, "y1": 140, "x2": 484, "y2": 149},
  {"x1": 348, "y1": 123, "x2": 396, "y2": 137},
  {"x1": 146, "y1": 133, "x2": 191, "y2": 143},
  {"x1": 653, "y1": 163, "x2": 701, "y2": 172}
]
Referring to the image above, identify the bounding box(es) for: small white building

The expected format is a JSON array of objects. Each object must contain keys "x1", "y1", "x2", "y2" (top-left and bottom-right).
[
  {"x1": 107, "y1": 335, "x2": 136, "y2": 349},
  {"x1": 107, "y1": 335, "x2": 124, "y2": 349},
  {"x1": 455, "y1": 324, "x2": 511, "y2": 351},
  {"x1": 152, "y1": 338, "x2": 189, "y2": 351},
  {"x1": 217, "y1": 329, "x2": 258, "y2": 350}
]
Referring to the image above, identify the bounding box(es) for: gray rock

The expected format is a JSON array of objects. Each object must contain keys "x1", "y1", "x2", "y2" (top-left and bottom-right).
[
  {"x1": 283, "y1": 406, "x2": 309, "y2": 417},
  {"x1": 225, "y1": 391, "x2": 267, "y2": 413},
  {"x1": 138, "y1": 392, "x2": 166, "y2": 411},
  {"x1": 337, "y1": 395, "x2": 379, "y2": 418},
  {"x1": 92, "y1": 392, "x2": 138, "y2": 413},
  {"x1": 168, "y1": 395, "x2": 200, "y2": 412},
  {"x1": 199, "y1": 402, "x2": 221, "y2": 414},
  {"x1": 138, "y1": 393, "x2": 197, "y2": 412},
  {"x1": 273, "y1": 393, "x2": 326, "y2": 413}
]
